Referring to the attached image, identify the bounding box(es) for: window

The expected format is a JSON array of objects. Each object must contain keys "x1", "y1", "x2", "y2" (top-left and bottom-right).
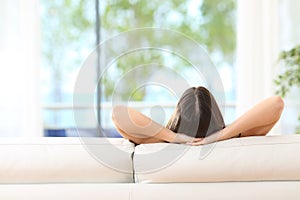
[
  {"x1": 278, "y1": 0, "x2": 300, "y2": 134},
  {"x1": 40, "y1": 0, "x2": 237, "y2": 136},
  {"x1": 40, "y1": 0, "x2": 96, "y2": 136}
]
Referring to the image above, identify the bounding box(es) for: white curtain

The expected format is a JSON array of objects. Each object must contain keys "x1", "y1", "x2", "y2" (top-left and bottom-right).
[
  {"x1": 236, "y1": 0, "x2": 281, "y2": 134},
  {"x1": 0, "y1": 0, "x2": 42, "y2": 137}
]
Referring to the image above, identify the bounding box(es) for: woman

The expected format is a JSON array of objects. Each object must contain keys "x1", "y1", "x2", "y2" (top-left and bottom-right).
[{"x1": 112, "y1": 86, "x2": 284, "y2": 146}]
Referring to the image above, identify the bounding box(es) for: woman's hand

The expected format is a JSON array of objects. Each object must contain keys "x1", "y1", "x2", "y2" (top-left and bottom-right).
[
  {"x1": 186, "y1": 139, "x2": 207, "y2": 146},
  {"x1": 186, "y1": 130, "x2": 224, "y2": 146},
  {"x1": 171, "y1": 133, "x2": 203, "y2": 144}
]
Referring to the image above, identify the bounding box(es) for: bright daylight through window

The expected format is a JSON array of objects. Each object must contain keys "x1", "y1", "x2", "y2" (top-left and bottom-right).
[{"x1": 40, "y1": 0, "x2": 237, "y2": 137}]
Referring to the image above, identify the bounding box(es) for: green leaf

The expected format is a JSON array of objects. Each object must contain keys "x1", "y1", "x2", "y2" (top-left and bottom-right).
[{"x1": 296, "y1": 126, "x2": 300, "y2": 134}]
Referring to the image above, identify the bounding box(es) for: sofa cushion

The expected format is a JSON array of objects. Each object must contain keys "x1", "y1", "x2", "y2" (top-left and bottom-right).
[
  {"x1": 0, "y1": 182, "x2": 299, "y2": 200},
  {"x1": 134, "y1": 135, "x2": 300, "y2": 183},
  {"x1": 0, "y1": 137, "x2": 135, "y2": 183}
]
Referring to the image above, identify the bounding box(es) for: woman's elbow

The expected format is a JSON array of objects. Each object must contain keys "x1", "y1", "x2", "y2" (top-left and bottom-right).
[
  {"x1": 272, "y1": 96, "x2": 284, "y2": 115},
  {"x1": 274, "y1": 96, "x2": 284, "y2": 110},
  {"x1": 112, "y1": 105, "x2": 125, "y2": 123}
]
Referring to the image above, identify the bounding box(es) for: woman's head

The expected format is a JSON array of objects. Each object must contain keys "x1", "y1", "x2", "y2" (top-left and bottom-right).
[{"x1": 166, "y1": 86, "x2": 225, "y2": 138}]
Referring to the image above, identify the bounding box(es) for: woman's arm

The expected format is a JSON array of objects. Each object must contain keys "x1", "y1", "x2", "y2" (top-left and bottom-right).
[
  {"x1": 189, "y1": 96, "x2": 284, "y2": 145},
  {"x1": 112, "y1": 105, "x2": 200, "y2": 144}
]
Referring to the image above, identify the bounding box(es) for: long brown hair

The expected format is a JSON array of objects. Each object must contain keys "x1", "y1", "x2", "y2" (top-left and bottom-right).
[{"x1": 166, "y1": 86, "x2": 225, "y2": 138}]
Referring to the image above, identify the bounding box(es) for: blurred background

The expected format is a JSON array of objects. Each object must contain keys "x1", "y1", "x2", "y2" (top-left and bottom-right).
[{"x1": 0, "y1": 0, "x2": 299, "y2": 137}]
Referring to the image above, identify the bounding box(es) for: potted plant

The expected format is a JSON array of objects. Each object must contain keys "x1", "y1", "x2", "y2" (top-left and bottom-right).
[{"x1": 274, "y1": 45, "x2": 300, "y2": 134}]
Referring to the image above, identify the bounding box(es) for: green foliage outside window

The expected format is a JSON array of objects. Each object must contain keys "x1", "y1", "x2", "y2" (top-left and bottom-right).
[
  {"x1": 41, "y1": 0, "x2": 236, "y2": 102},
  {"x1": 41, "y1": 0, "x2": 94, "y2": 103},
  {"x1": 101, "y1": 0, "x2": 236, "y2": 100},
  {"x1": 275, "y1": 45, "x2": 300, "y2": 134}
]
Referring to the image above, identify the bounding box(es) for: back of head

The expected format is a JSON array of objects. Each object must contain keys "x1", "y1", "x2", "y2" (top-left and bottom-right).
[{"x1": 166, "y1": 86, "x2": 225, "y2": 138}]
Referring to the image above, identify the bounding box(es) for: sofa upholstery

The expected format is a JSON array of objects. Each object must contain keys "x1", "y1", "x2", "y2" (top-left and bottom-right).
[
  {"x1": 0, "y1": 135, "x2": 299, "y2": 200},
  {"x1": 134, "y1": 134, "x2": 300, "y2": 183},
  {"x1": 1, "y1": 182, "x2": 300, "y2": 200},
  {"x1": 0, "y1": 137, "x2": 134, "y2": 183}
]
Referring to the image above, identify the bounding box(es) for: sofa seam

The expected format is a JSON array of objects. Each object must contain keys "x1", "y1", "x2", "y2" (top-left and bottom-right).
[{"x1": 131, "y1": 147, "x2": 136, "y2": 184}]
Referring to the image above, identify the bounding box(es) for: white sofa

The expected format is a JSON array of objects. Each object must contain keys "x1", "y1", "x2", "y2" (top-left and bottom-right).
[{"x1": 0, "y1": 135, "x2": 300, "y2": 200}]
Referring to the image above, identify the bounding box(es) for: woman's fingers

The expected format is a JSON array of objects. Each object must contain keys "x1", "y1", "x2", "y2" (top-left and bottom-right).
[
  {"x1": 172, "y1": 133, "x2": 204, "y2": 144},
  {"x1": 186, "y1": 138, "x2": 204, "y2": 145},
  {"x1": 189, "y1": 141, "x2": 205, "y2": 146},
  {"x1": 193, "y1": 138, "x2": 203, "y2": 142},
  {"x1": 187, "y1": 131, "x2": 224, "y2": 146}
]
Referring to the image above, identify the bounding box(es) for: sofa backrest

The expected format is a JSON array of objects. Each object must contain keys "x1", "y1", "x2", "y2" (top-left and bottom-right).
[
  {"x1": 134, "y1": 135, "x2": 300, "y2": 183},
  {"x1": 1, "y1": 135, "x2": 300, "y2": 184},
  {"x1": 0, "y1": 137, "x2": 135, "y2": 183}
]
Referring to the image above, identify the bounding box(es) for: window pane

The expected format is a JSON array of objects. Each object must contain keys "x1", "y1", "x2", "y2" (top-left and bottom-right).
[
  {"x1": 278, "y1": 0, "x2": 300, "y2": 134},
  {"x1": 40, "y1": 0, "x2": 237, "y2": 136},
  {"x1": 40, "y1": 0, "x2": 96, "y2": 135},
  {"x1": 101, "y1": 0, "x2": 237, "y2": 127}
]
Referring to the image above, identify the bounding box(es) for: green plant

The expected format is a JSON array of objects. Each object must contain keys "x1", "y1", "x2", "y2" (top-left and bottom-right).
[
  {"x1": 274, "y1": 45, "x2": 300, "y2": 134},
  {"x1": 101, "y1": 0, "x2": 236, "y2": 100},
  {"x1": 297, "y1": 116, "x2": 300, "y2": 134}
]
